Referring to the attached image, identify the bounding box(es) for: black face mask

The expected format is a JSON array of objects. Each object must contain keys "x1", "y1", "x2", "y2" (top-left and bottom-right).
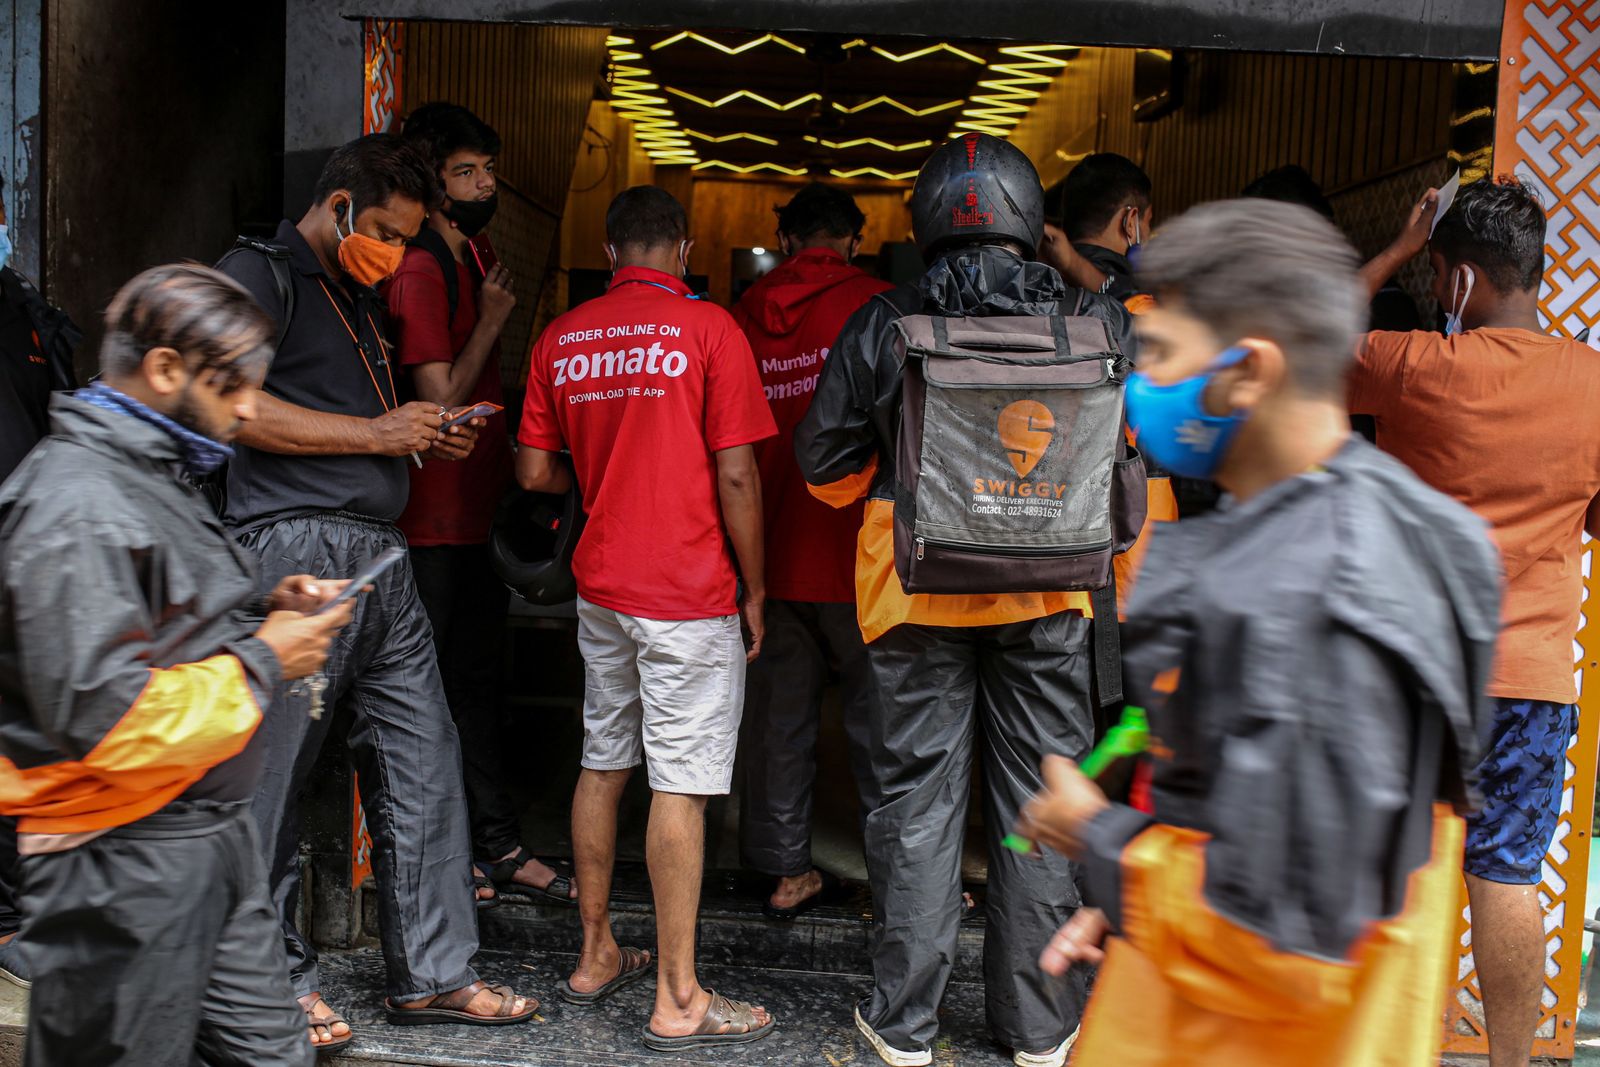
[{"x1": 444, "y1": 193, "x2": 498, "y2": 237}]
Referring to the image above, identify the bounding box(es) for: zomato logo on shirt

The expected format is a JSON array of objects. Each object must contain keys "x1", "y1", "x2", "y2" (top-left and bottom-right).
[{"x1": 551, "y1": 323, "x2": 691, "y2": 403}]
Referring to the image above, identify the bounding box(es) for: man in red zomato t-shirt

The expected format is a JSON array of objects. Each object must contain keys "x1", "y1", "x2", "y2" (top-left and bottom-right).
[
  {"x1": 386, "y1": 103, "x2": 575, "y2": 912},
  {"x1": 517, "y1": 186, "x2": 777, "y2": 1051},
  {"x1": 730, "y1": 184, "x2": 890, "y2": 918}
]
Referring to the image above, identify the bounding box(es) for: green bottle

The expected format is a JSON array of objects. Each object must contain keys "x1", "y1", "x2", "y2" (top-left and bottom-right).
[{"x1": 1003, "y1": 705, "x2": 1150, "y2": 856}]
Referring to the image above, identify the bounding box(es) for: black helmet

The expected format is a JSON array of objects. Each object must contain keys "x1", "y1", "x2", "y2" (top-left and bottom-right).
[
  {"x1": 488, "y1": 488, "x2": 585, "y2": 606},
  {"x1": 910, "y1": 133, "x2": 1044, "y2": 261}
]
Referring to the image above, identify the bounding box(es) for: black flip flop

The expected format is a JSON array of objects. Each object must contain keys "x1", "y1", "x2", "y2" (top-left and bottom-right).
[
  {"x1": 384, "y1": 982, "x2": 538, "y2": 1027},
  {"x1": 762, "y1": 870, "x2": 842, "y2": 920},
  {"x1": 485, "y1": 846, "x2": 577, "y2": 906},
  {"x1": 559, "y1": 945, "x2": 652, "y2": 1005}
]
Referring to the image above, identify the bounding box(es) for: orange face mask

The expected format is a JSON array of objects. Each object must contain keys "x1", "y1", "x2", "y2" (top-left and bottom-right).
[{"x1": 334, "y1": 199, "x2": 404, "y2": 287}]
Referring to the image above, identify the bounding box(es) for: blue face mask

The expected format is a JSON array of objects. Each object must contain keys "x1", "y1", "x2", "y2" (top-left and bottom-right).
[
  {"x1": 0, "y1": 225, "x2": 12, "y2": 273},
  {"x1": 1124, "y1": 346, "x2": 1250, "y2": 480}
]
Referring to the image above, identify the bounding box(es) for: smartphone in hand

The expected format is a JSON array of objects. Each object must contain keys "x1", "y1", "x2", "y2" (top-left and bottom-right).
[
  {"x1": 442, "y1": 402, "x2": 504, "y2": 430},
  {"x1": 314, "y1": 548, "x2": 406, "y2": 615}
]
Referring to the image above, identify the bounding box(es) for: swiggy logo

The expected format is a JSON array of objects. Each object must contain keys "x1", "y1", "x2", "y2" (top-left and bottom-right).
[{"x1": 997, "y1": 400, "x2": 1054, "y2": 477}]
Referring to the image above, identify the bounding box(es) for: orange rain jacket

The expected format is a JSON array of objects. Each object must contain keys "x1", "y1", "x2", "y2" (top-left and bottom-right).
[
  {"x1": 794, "y1": 245, "x2": 1134, "y2": 641},
  {"x1": 1074, "y1": 438, "x2": 1500, "y2": 1065},
  {"x1": 0, "y1": 397, "x2": 279, "y2": 835}
]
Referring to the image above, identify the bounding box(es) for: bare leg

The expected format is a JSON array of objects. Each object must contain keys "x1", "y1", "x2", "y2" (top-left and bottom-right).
[
  {"x1": 646, "y1": 791, "x2": 772, "y2": 1037},
  {"x1": 1466, "y1": 873, "x2": 1544, "y2": 1067},
  {"x1": 567, "y1": 767, "x2": 632, "y2": 994}
]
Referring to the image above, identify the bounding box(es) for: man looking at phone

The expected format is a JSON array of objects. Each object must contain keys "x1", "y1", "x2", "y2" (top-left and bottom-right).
[
  {"x1": 388, "y1": 104, "x2": 573, "y2": 909},
  {"x1": 219, "y1": 134, "x2": 536, "y2": 1048},
  {"x1": 0, "y1": 264, "x2": 356, "y2": 1065}
]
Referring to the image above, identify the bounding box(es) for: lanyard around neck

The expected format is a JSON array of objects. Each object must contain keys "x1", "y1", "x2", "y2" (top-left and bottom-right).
[{"x1": 316, "y1": 278, "x2": 399, "y2": 412}]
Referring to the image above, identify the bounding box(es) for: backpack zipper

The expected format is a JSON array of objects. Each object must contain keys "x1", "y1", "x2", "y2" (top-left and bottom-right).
[{"x1": 915, "y1": 534, "x2": 1112, "y2": 558}]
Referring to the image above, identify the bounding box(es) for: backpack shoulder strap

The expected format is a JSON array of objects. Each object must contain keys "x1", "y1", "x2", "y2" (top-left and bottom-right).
[
  {"x1": 410, "y1": 226, "x2": 459, "y2": 324},
  {"x1": 217, "y1": 237, "x2": 295, "y2": 350}
]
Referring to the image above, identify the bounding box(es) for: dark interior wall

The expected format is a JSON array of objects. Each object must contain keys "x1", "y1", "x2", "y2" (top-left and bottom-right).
[
  {"x1": 400, "y1": 21, "x2": 610, "y2": 386},
  {"x1": 44, "y1": 0, "x2": 286, "y2": 377}
]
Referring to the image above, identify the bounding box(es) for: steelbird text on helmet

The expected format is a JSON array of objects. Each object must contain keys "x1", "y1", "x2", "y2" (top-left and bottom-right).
[{"x1": 910, "y1": 133, "x2": 1045, "y2": 262}]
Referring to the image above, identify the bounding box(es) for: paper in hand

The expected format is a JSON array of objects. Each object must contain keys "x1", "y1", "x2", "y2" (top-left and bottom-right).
[{"x1": 1430, "y1": 169, "x2": 1462, "y2": 238}]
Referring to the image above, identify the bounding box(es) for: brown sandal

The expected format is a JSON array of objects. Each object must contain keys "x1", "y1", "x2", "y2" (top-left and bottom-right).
[
  {"x1": 560, "y1": 945, "x2": 652, "y2": 1005},
  {"x1": 383, "y1": 981, "x2": 538, "y2": 1027},
  {"x1": 301, "y1": 995, "x2": 353, "y2": 1053},
  {"x1": 640, "y1": 988, "x2": 775, "y2": 1050}
]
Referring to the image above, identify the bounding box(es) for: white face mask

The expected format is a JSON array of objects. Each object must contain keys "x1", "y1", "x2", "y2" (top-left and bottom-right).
[
  {"x1": 1444, "y1": 264, "x2": 1475, "y2": 336},
  {"x1": 605, "y1": 240, "x2": 690, "y2": 280}
]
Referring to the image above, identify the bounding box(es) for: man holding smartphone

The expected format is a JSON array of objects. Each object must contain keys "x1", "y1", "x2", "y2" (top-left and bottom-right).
[
  {"x1": 386, "y1": 103, "x2": 576, "y2": 907},
  {"x1": 0, "y1": 264, "x2": 357, "y2": 1065}
]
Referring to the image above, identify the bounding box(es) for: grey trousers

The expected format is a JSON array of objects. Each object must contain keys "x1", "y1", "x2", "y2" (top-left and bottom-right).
[
  {"x1": 18, "y1": 803, "x2": 312, "y2": 1067},
  {"x1": 240, "y1": 513, "x2": 479, "y2": 1002},
  {"x1": 858, "y1": 611, "x2": 1096, "y2": 1054},
  {"x1": 739, "y1": 600, "x2": 876, "y2": 877}
]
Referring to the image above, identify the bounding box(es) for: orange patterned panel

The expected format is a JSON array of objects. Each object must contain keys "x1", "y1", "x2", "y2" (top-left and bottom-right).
[
  {"x1": 346, "y1": 16, "x2": 406, "y2": 892},
  {"x1": 364, "y1": 19, "x2": 405, "y2": 136},
  {"x1": 1443, "y1": 3, "x2": 1600, "y2": 1057}
]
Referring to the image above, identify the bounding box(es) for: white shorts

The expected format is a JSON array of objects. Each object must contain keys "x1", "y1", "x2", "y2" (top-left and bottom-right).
[{"x1": 575, "y1": 596, "x2": 746, "y2": 795}]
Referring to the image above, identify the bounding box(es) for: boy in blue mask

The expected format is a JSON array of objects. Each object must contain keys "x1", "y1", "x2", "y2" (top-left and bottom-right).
[{"x1": 1014, "y1": 199, "x2": 1502, "y2": 1066}]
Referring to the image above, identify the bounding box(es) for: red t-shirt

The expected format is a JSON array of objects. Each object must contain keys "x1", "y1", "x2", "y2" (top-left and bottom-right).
[
  {"x1": 518, "y1": 266, "x2": 776, "y2": 619},
  {"x1": 732, "y1": 248, "x2": 891, "y2": 602},
  {"x1": 384, "y1": 241, "x2": 514, "y2": 546}
]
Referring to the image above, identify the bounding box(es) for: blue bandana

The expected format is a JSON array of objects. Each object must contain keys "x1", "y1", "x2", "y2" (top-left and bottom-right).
[{"x1": 78, "y1": 382, "x2": 234, "y2": 476}]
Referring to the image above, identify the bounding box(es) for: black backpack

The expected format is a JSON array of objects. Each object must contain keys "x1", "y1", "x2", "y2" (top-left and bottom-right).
[
  {"x1": 216, "y1": 236, "x2": 296, "y2": 350},
  {"x1": 410, "y1": 226, "x2": 467, "y2": 324}
]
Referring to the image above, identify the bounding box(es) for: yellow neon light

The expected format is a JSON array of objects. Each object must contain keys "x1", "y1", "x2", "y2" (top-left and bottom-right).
[
  {"x1": 686, "y1": 129, "x2": 781, "y2": 146},
  {"x1": 804, "y1": 135, "x2": 934, "y2": 152},
  {"x1": 869, "y1": 43, "x2": 985, "y2": 65},
  {"x1": 832, "y1": 95, "x2": 965, "y2": 116},
  {"x1": 829, "y1": 166, "x2": 920, "y2": 181},
  {"x1": 668, "y1": 87, "x2": 822, "y2": 111},
  {"x1": 606, "y1": 43, "x2": 698, "y2": 164},
  {"x1": 605, "y1": 35, "x2": 634, "y2": 47},
  {"x1": 692, "y1": 160, "x2": 810, "y2": 176},
  {"x1": 651, "y1": 30, "x2": 805, "y2": 54},
  {"x1": 949, "y1": 43, "x2": 1074, "y2": 137}
]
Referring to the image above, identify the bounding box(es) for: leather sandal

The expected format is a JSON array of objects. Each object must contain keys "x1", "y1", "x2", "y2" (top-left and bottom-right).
[
  {"x1": 559, "y1": 945, "x2": 652, "y2": 1005},
  {"x1": 641, "y1": 988, "x2": 775, "y2": 1050},
  {"x1": 384, "y1": 981, "x2": 538, "y2": 1026},
  {"x1": 301, "y1": 995, "x2": 353, "y2": 1054}
]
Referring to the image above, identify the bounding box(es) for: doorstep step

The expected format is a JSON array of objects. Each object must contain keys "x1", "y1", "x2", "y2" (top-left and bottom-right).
[
  {"x1": 457, "y1": 863, "x2": 987, "y2": 984},
  {"x1": 321, "y1": 947, "x2": 1013, "y2": 1067}
]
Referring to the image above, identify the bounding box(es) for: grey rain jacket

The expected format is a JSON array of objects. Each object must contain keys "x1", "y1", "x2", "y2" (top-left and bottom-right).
[{"x1": 1079, "y1": 436, "x2": 1502, "y2": 959}]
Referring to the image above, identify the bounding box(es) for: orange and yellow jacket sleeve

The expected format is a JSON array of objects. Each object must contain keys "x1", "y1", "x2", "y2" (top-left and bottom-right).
[{"x1": 7, "y1": 519, "x2": 279, "y2": 790}]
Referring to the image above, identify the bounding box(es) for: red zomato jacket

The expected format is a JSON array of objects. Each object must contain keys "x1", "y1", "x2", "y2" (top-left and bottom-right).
[{"x1": 732, "y1": 248, "x2": 892, "y2": 603}]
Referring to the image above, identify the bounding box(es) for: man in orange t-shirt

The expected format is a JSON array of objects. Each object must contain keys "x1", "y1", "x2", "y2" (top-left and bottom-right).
[{"x1": 1350, "y1": 175, "x2": 1600, "y2": 1067}]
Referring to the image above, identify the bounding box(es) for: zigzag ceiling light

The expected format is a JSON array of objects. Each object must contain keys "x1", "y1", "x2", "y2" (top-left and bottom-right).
[
  {"x1": 604, "y1": 32, "x2": 1071, "y2": 180},
  {"x1": 952, "y1": 44, "x2": 1075, "y2": 137},
  {"x1": 604, "y1": 35, "x2": 699, "y2": 164}
]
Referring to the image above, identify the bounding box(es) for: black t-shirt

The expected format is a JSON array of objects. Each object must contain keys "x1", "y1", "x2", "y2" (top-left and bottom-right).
[
  {"x1": 0, "y1": 270, "x2": 52, "y2": 483},
  {"x1": 219, "y1": 220, "x2": 409, "y2": 531}
]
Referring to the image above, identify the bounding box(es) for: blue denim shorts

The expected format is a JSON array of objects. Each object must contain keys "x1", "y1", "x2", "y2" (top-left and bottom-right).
[{"x1": 1463, "y1": 699, "x2": 1576, "y2": 885}]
